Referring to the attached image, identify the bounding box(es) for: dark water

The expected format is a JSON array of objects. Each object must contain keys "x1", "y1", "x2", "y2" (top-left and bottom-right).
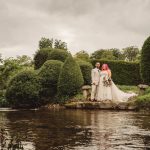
[{"x1": 0, "y1": 109, "x2": 150, "y2": 150}]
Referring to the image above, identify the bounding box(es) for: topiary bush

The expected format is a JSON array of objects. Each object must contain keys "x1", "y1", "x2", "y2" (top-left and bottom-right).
[
  {"x1": 5, "y1": 70, "x2": 41, "y2": 108},
  {"x1": 48, "y1": 49, "x2": 69, "y2": 62},
  {"x1": 34, "y1": 48, "x2": 53, "y2": 69},
  {"x1": 140, "y1": 36, "x2": 150, "y2": 84},
  {"x1": 38, "y1": 60, "x2": 63, "y2": 103},
  {"x1": 77, "y1": 60, "x2": 93, "y2": 85},
  {"x1": 58, "y1": 56, "x2": 84, "y2": 97},
  {"x1": 91, "y1": 59, "x2": 141, "y2": 85}
]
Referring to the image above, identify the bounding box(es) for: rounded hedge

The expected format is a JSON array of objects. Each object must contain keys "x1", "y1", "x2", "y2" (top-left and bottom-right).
[
  {"x1": 58, "y1": 56, "x2": 84, "y2": 97},
  {"x1": 91, "y1": 59, "x2": 141, "y2": 85},
  {"x1": 34, "y1": 48, "x2": 53, "y2": 69},
  {"x1": 38, "y1": 60, "x2": 63, "y2": 102},
  {"x1": 77, "y1": 60, "x2": 93, "y2": 85},
  {"x1": 5, "y1": 70, "x2": 41, "y2": 108},
  {"x1": 140, "y1": 36, "x2": 150, "y2": 84},
  {"x1": 48, "y1": 49, "x2": 69, "y2": 62}
]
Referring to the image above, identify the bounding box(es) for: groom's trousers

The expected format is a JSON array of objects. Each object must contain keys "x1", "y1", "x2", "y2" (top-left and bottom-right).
[{"x1": 91, "y1": 84, "x2": 98, "y2": 100}]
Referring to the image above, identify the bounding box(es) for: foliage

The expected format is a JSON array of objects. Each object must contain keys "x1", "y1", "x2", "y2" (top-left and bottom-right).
[
  {"x1": 58, "y1": 56, "x2": 84, "y2": 97},
  {"x1": 38, "y1": 37, "x2": 67, "y2": 50},
  {"x1": 0, "y1": 54, "x2": 2, "y2": 63},
  {"x1": 38, "y1": 60, "x2": 63, "y2": 103},
  {"x1": 91, "y1": 59, "x2": 141, "y2": 85},
  {"x1": 34, "y1": 48, "x2": 52, "y2": 69},
  {"x1": 90, "y1": 49, "x2": 124, "y2": 60},
  {"x1": 75, "y1": 50, "x2": 90, "y2": 62},
  {"x1": 91, "y1": 49, "x2": 108, "y2": 59},
  {"x1": 122, "y1": 46, "x2": 140, "y2": 61},
  {"x1": 48, "y1": 49, "x2": 69, "y2": 62},
  {"x1": 0, "y1": 56, "x2": 33, "y2": 89},
  {"x1": 54, "y1": 39, "x2": 67, "y2": 50},
  {"x1": 0, "y1": 90, "x2": 9, "y2": 107},
  {"x1": 101, "y1": 50, "x2": 116, "y2": 60},
  {"x1": 5, "y1": 70, "x2": 41, "y2": 108},
  {"x1": 137, "y1": 93, "x2": 150, "y2": 109},
  {"x1": 111, "y1": 48, "x2": 125, "y2": 60},
  {"x1": 140, "y1": 36, "x2": 150, "y2": 84},
  {"x1": 77, "y1": 60, "x2": 93, "y2": 85},
  {"x1": 39, "y1": 37, "x2": 53, "y2": 49}
]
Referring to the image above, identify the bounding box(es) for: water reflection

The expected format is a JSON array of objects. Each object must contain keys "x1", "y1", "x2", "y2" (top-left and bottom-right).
[{"x1": 0, "y1": 109, "x2": 150, "y2": 150}]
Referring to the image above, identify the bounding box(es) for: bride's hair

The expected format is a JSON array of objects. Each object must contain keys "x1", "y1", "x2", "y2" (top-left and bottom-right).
[{"x1": 102, "y1": 64, "x2": 110, "y2": 70}]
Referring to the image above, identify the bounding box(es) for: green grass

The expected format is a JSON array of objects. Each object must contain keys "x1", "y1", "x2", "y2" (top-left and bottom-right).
[
  {"x1": 117, "y1": 85, "x2": 138, "y2": 93},
  {"x1": 136, "y1": 87, "x2": 150, "y2": 109}
]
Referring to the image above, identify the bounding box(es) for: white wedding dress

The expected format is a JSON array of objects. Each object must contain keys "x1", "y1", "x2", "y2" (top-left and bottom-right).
[{"x1": 97, "y1": 71, "x2": 137, "y2": 102}]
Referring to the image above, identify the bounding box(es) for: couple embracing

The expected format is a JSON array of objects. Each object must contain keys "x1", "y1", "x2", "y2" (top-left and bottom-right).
[{"x1": 91, "y1": 62, "x2": 137, "y2": 102}]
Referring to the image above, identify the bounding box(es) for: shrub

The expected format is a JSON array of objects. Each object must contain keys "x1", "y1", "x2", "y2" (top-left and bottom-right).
[
  {"x1": 5, "y1": 70, "x2": 41, "y2": 108},
  {"x1": 91, "y1": 59, "x2": 141, "y2": 85},
  {"x1": 48, "y1": 49, "x2": 69, "y2": 62},
  {"x1": 140, "y1": 36, "x2": 150, "y2": 84},
  {"x1": 137, "y1": 93, "x2": 150, "y2": 109},
  {"x1": 34, "y1": 48, "x2": 53, "y2": 69},
  {"x1": 58, "y1": 56, "x2": 84, "y2": 97},
  {"x1": 77, "y1": 60, "x2": 93, "y2": 85},
  {"x1": 38, "y1": 60, "x2": 63, "y2": 103},
  {"x1": 0, "y1": 90, "x2": 9, "y2": 107}
]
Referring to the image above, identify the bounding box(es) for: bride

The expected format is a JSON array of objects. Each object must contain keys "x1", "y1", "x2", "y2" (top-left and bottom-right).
[{"x1": 97, "y1": 64, "x2": 137, "y2": 102}]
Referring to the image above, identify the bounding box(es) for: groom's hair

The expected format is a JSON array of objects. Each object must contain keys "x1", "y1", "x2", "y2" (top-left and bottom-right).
[{"x1": 95, "y1": 62, "x2": 100, "y2": 65}]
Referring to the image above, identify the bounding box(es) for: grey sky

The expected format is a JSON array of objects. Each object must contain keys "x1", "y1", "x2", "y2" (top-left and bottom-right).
[{"x1": 0, "y1": 0, "x2": 150, "y2": 58}]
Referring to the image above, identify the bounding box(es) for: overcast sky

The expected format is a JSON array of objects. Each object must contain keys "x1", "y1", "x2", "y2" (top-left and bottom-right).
[{"x1": 0, "y1": 0, "x2": 150, "y2": 58}]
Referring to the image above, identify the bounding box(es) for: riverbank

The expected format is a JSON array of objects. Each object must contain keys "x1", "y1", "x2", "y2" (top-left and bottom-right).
[
  {"x1": 0, "y1": 85, "x2": 150, "y2": 111},
  {"x1": 65, "y1": 100, "x2": 137, "y2": 110},
  {"x1": 64, "y1": 85, "x2": 150, "y2": 111}
]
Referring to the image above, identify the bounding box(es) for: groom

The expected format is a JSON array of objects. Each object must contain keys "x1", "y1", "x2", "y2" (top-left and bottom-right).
[{"x1": 90, "y1": 62, "x2": 101, "y2": 102}]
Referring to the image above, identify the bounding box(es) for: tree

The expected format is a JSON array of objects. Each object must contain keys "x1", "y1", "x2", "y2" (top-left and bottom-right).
[
  {"x1": 54, "y1": 39, "x2": 67, "y2": 50},
  {"x1": 6, "y1": 70, "x2": 41, "y2": 108},
  {"x1": 0, "y1": 54, "x2": 2, "y2": 63},
  {"x1": 77, "y1": 60, "x2": 93, "y2": 85},
  {"x1": 75, "y1": 50, "x2": 90, "y2": 62},
  {"x1": 38, "y1": 60, "x2": 63, "y2": 103},
  {"x1": 58, "y1": 56, "x2": 84, "y2": 97},
  {"x1": 48, "y1": 49, "x2": 69, "y2": 62},
  {"x1": 140, "y1": 36, "x2": 150, "y2": 84},
  {"x1": 34, "y1": 48, "x2": 52, "y2": 69},
  {"x1": 122, "y1": 46, "x2": 139, "y2": 61},
  {"x1": 111, "y1": 48, "x2": 124, "y2": 60},
  {"x1": 39, "y1": 37, "x2": 53, "y2": 49},
  {"x1": 100, "y1": 50, "x2": 116, "y2": 60},
  {"x1": 16, "y1": 55, "x2": 33, "y2": 66},
  {"x1": 0, "y1": 56, "x2": 33, "y2": 89},
  {"x1": 90, "y1": 49, "x2": 120, "y2": 60},
  {"x1": 90, "y1": 49, "x2": 106, "y2": 59}
]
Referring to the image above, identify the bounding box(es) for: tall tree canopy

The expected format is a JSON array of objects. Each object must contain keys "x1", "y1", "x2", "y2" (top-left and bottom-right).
[
  {"x1": 38, "y1": 37, "x2": 67, "y2": 50},
  {"x1": 75, "y1": 50, "x2": 90, "y2": 62},
  {"x1": 39, "y1": 37, "x2": 53, "y2": 49},
  {"x1": 122, "y1": 46, "x2": 139, "y2": 62}
]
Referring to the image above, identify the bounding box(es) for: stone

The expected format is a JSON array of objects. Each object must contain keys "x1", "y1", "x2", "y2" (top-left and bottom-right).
[
  {"x1": 138, "y1": 84, "x2": 149, "y2": 94},
  {"x1": 138, "y1": 84, "x2": 149, "y2": 90},
  {"x1": 81, "y1": 85, "x2": 91, "y2": 100}
]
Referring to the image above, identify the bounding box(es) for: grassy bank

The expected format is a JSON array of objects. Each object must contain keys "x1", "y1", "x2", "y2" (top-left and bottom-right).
[{"x1": 136, "y1": 87, "x2": 150, "y2": 110}]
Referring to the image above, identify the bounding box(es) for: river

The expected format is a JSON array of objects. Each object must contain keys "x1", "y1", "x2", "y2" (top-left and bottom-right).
[{"x1": 0, "y1": 109, "x2": 150, "y2": 150}]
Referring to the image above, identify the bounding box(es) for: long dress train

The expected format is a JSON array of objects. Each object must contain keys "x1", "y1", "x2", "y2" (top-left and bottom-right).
[{"x1": 97, "y1": 71, "x2": 137, "y2": 102}]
